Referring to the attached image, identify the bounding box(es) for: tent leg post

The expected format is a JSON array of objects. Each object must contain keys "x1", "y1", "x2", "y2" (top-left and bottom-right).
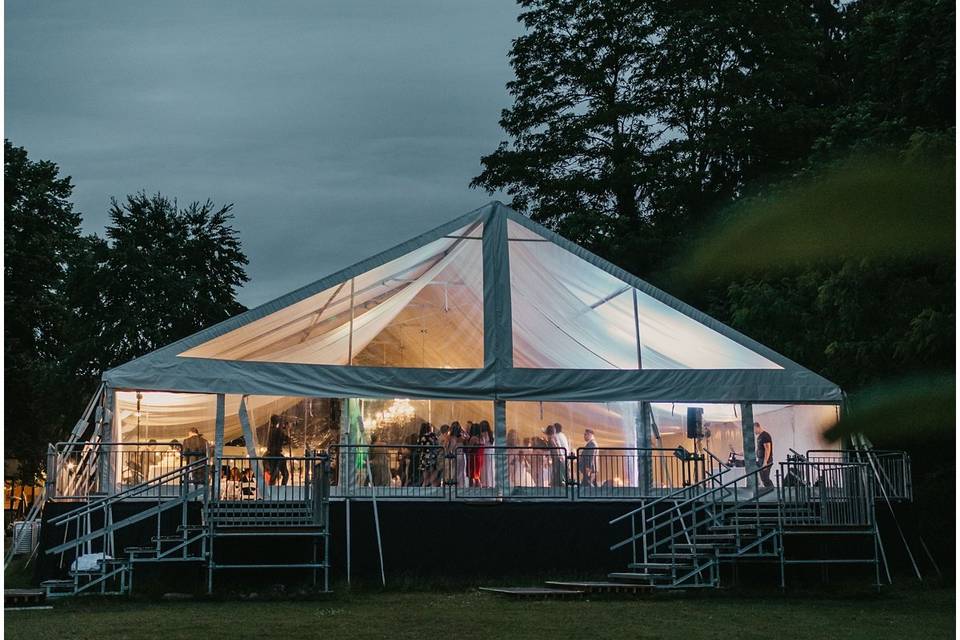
[{"x1": 346, "y1": 498, "x2": 351, "y2": 587}]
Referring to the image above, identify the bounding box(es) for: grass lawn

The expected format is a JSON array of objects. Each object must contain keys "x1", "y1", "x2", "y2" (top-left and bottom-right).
[{"x1": 4, "y1": 586, "x2": 955, "y2": 640}]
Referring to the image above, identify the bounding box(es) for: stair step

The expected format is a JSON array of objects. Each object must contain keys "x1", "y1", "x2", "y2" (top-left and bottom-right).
[
  {"x1": 672, "y1": 543, "x2": 717, "y2": 551},
  {"x1": 608, "y1": 572, "x2": 673, "y2": 582},
  {"x1": 623, "y1": 562, "x2": 683, "y2": 571},
  {"x1": 546, "y1": 580, "x2": 652, "y2": 592},
  {"x1": 479, "y1": 587, "x2": 584, "y2": 598}
]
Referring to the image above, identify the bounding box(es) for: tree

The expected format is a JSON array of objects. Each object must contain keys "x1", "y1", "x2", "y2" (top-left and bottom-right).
[
  {"x1": 4, "y1": 154, "x2": 251, "y2": 476},
  {"x1": 96, "y1": 193, "x2": 249, "y2": 367},
  {"x1": 4, "y1": 140, "x2": 84, "y2": 480},
  {"x1": 814, "y1": 0, "x2": 954, "y2": 155},
  {"x1": 472, "y1": 0, "x2": 838, "y2": 277}
]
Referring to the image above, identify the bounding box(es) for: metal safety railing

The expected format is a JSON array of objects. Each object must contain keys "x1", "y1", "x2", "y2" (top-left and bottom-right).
[
  {"x1": 778, "y1": 459, "x2": 874, "y2": 527},
  {"x1": 325, "y1": 444, "x2": 724, "y2": 501},
  {"x1": 576, "y1": 447, "x2": 725, "y2": 500},
  {"x1": 50, "y1": 441, "x2": 184, "y2": 499},
  {"x1": 806, "y1": 449, "x2": 911, "y2": 502},
  {"x1": 328, "y1": 444, "x2": 449, "y2": 499},
  {"x1": 216, "y1": 455, "x2": 316, "y2": 502},
  {"x1": 455, "y1": 445, "x2": 569, "y2": 500}
]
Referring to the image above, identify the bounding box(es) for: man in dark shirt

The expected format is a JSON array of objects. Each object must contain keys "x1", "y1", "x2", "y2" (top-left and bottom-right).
[
  {"x1": 754, "y1": 422, "x2": 774, "y2": 489},
  {"x1": 266, "y1": 414, "x2": 290, "y2": 486},
  {"x1": 578, "y1": 429, "x2": 598, "y2": 487}
]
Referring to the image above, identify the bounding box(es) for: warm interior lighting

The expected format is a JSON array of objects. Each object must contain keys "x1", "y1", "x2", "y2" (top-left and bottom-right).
[{"x1": 374, "y1": 398, "x2": 416, "y2": 426}]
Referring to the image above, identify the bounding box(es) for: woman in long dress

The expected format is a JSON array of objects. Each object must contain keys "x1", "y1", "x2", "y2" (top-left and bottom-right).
[
  {"x1": 467, "y1": 422, "x2": 484, "y2": 487},
  {"x1": 480, "y1": 420, "x2": 495, "y2": 488},
  {"x1": 546, "y1": 424, "x2": 564, "y2": 488},
  {"x1": 444, "y1": 422, "x2": 467, "y2": 489}
]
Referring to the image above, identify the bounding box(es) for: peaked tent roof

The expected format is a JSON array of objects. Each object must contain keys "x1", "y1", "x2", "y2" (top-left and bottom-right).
[{"x1": 103, "y1": 202, "x2": 842, "y2": 404}]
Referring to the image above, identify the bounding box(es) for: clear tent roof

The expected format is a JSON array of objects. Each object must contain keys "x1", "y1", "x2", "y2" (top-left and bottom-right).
[
  {"x1": 104, "y1": 202, "x2": 840, "y2": 404},
  {"x1": 181, "y1": 221, "x2": 484, "y2": 368},
  {"x1": 178, "y1": 217, "x2": 778, "y2": 372}
]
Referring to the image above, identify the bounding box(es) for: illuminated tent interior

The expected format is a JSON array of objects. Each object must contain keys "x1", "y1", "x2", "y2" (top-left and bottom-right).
[{"x1": 103, "y1": 202, "x2": 842, "y2": 476}]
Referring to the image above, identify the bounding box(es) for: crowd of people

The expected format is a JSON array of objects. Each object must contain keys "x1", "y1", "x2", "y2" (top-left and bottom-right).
[{"x1": 358, "y1": 420, "x2": 601, "y2": 490}]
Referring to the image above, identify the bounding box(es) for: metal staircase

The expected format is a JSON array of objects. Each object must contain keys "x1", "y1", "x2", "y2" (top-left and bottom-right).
[
  {"x1": 608, "y1": 464, "x2": 783, "y2": 589},
  {"x1": 204, "y1": 458, "x2": 331, "y2": 593},
  {"x1": 40, "y1": 454, "x2": 332, "y2": 597},
  {"x1": 605, "y1": 454, "x2": 884, "y2": 591},
  {"x1": 41, "y1": 458, "x2": 209, "y2": 598}
]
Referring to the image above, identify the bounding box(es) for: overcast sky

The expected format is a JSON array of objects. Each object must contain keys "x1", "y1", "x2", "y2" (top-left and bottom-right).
[{"x1": 6, "y1": 1, "x2": 520, "y2": 307}]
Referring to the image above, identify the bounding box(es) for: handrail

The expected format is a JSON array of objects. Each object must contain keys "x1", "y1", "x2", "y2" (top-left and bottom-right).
[
  {"x1": 805, "y1": 448, "x2": 907, "y2": 457},
  {"x1": 54, "y1": 441, "x2": 183, "y2": 448},
  {"x1": 610, "y1": 464, "x2": 772, "y2": 551},
  {"x1": 49, "y1": 458, "x2": 209, "y2": 526},
  {"x1": 609, "y1": 462, "x2": 729, "y2": 525},
  {"x1": 702, "y1": 447, "x2": 729, "y2": 469}
]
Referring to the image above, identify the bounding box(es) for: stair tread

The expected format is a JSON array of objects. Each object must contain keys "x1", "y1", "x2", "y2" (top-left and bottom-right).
[{"x1": 546, "y1": 580, "x2": 652, "y2": 590}]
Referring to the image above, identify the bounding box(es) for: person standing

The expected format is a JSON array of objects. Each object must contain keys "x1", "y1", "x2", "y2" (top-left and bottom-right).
[
  {"x1": 467, "y1": 423, "x2": 484, "y2": 487},
  {"x1": 545, "y1": 425, "x2": 564, "y2": 488},
  {"x1": 553, "y1": 423, "x2": 570, "y2": 486},
  {"x1": 479, "y1": 420, "x2": 495, "y2": 488},
  {"x1": 754, "y1": 422, "x2": 774, "y2": 489},
  {"x1": 578, "y1": 429, "x2": 598, "y2": 487},
  {"x1": 445, "y1": 422, "x2": 467, "y2": 488},
  {"x1": 182, "y1": 427, "x2": 210, "y2": 486},
  {"x1": 417, "y1": 422, "x2": 441, "y2": 487},
  {"x1": 266, "y1": 414, "x2": 290, "y2": 486}
]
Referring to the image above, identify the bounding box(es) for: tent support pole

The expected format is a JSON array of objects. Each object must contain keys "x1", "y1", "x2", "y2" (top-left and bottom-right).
[
  {"x1": 214, "y1": 394, "x2": 225, "y2": 500},
  {"x1": 347, "y1": 278, "x2": 356, "y2": 365},
  {"x1": 102, "y1": 388, "x2": 115, "y2": 495},
  {"x1": 740, "y1": 403, "x2": 757, "y2": 494},
  {"x1": 638, "y1": 402, "x2": 652, "y2": 495},
  {"x1": 494, "y1": 400, "x2": 507, "y2": 497},
  {"x1": 238, "y1": 396, "x2": 264, "y2": 496},
  {"x1": 345, "y1": 498, "x2": 351, "y2": 586}
]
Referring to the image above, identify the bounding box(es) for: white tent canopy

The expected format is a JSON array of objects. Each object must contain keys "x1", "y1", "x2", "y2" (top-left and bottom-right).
[{"x1": 103, "y1": 202, "x2": 841, "y2": 405}]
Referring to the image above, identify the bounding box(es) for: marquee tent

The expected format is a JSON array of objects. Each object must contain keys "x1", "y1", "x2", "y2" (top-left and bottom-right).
[{"x1": 102, "y1": 202, "x2": 842, "y2": 456}]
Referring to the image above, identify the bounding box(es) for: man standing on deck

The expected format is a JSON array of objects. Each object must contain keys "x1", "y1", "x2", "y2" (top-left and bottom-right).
[
  {"x1": 266, "y1": 415, "x2": 290, "y2": 486},
  {"x1": 182, "y1": 427, "x2": 210, "y2": 486},
  {"x1": 553, "y1": 423, "x2": 570, "y2": 486},
  {"x1": 754, "y1": 422, "x2": 774, "y2": 489},
  {"x1": 579, "y1": 429, "x2": 598, "y2": 487}
]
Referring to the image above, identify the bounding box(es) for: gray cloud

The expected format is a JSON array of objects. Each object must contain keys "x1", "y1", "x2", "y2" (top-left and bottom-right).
[{"x1": 6, "y1": 0, "x2": 520, "y2": 306}]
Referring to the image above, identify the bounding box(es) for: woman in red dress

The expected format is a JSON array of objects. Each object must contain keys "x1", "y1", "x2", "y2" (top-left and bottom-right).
[{"x1": 467, "y1": 422, "x2": 484, "y2": 487}]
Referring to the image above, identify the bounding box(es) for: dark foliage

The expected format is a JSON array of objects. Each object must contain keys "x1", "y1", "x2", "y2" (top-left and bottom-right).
[
  {"x1": 473, "y1": 0, "x2": 955, "y2": 396},
  {"x1": 4, "y1": 141, "x2": 84, "y2": 480},
  {"x1": 4, "y1": 156, "x2": 249, "y2": 478}
]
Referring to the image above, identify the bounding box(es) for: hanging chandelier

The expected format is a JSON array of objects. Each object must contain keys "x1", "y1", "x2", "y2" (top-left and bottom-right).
[{"x1": 375, "y1": 398, "x2": 416, "y2": 425}]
